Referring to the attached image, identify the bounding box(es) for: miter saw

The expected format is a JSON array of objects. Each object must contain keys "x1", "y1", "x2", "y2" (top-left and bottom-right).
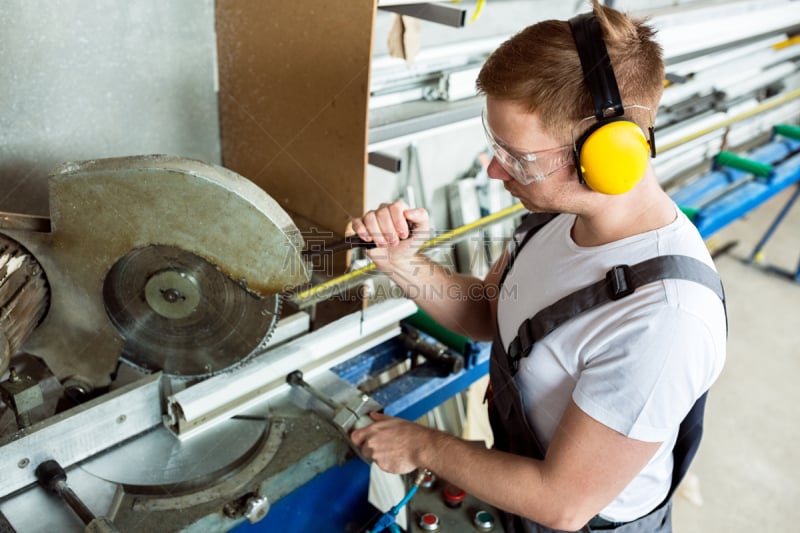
[
  {"x1": 0, "y1": 155, "x2": 417, "y2": 532},
  {"x1": 0, "y1": 155, "x2": 498, "y2": 532}
]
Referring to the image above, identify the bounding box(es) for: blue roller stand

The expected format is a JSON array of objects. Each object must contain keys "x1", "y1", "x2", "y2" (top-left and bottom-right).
[
  {"x1": 671, "y1": 131, "x2": 800, "y2": 281},
  {"x1": 671, "y1": 136, "x2": 800, "y2": 237}
]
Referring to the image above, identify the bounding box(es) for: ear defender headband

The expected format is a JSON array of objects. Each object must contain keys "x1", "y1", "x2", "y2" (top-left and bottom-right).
[{"x1": 568, "y1": 13, "x2": 656, "y2": 195}]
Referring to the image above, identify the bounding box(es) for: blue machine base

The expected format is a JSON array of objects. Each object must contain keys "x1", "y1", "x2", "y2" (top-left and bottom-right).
[{"x1": 232, "y1": 458, "x2": 375, "y2": 533}]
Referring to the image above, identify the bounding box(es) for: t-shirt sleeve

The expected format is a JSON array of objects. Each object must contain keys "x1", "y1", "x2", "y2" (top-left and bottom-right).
[{"x1": 572, "y1": 305, "x2": 724, "y2": 442}]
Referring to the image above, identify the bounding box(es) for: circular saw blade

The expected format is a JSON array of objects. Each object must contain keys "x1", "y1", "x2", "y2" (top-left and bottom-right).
[{"x1": 103, "y1": 245, "x2": 280, "y2": 379}]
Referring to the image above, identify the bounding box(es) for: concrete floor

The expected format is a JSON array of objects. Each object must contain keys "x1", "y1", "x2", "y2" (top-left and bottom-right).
[{"x1": 672, "y1": 186, "x2": 800, "y2": 532}]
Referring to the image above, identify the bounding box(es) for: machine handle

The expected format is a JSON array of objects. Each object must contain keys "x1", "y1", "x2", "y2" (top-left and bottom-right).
[{"x1": 301, "y1": 236, "x2": 376, "y2": 259}]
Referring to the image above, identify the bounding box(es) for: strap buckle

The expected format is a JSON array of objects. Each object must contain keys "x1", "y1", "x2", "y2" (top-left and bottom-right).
[
  {"x1": 507, "y1": 338, "x2": 522, "y2": 374},
  {"x1": 606, "y1": 264, "x2": 635, "y2": 300},
  {"x1": 507, "y1": 320, "x2": 534, "y2": 375}
]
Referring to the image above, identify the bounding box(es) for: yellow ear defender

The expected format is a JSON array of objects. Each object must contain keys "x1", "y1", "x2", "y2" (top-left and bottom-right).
[
  {"x1": 575, "y1": 118, "x2": 651, "y2": 195},
  {"x1": 569, "y1": 13, "x2": 656, "y2": 195}
]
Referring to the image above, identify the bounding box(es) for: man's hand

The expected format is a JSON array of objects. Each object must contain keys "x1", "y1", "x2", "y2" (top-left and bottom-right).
[
  {"x1": 350, "y1": 412, "x2": 435, "y2": 474},
  {"x1": 350, "y1": 200, "x2": 430, "y2": 273}
]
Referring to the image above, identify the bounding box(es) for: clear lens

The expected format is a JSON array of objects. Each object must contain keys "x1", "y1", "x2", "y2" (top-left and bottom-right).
[{"x1": 481, "y1": 108, "x2": 571, "y2": 185}]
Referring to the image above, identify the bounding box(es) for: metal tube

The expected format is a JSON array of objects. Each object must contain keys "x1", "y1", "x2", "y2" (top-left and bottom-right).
[
  {"x1": 658, "y1": 88, "x2": 800, "y2": 154},
  {"x1": 167, "y1": 298, "x2": 417, "y2": 438},
  {"x1": 58, "y1": 483, "x2": 96, "y2": 525},
  {"x1": 287, "y1": 371, "x2": 341, "y2": 411}
]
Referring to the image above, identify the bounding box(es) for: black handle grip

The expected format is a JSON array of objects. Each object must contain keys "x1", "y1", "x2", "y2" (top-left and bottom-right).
[
  {"x1": 302, "y1": 236, "x2": 380, "y2": 258},
  {"x1": 344, "y1": 236, "x2": 377, "y2": 250},
  {"x1": 36, "y1": 459, "x2": 67, "y2": 493}
]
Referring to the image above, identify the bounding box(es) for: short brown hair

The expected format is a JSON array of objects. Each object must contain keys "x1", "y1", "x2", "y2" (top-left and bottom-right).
[{"x1": 476, "y1": 0, "x2": 664, "y2": 142}]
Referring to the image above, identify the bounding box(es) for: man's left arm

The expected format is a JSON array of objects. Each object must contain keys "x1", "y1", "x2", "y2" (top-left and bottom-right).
[{"x1": 351, "y1": 401, "x2": 662, "y2": 531}]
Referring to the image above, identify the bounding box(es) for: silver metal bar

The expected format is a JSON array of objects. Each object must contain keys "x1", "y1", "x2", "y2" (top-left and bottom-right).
[
  {"x1": 660, "y1": 5, "x2": 800, "y2": 66},
  {"x1": 378, "y1": 2, "x2": 466, "y2": 28},
  {"x1": 287, "y1": 371, "x2": 341, "y2": 412},
  {"x1": 0, "y1": 373, "x2": 162, "y2": 496},
  {"x1": 428, "y1": 66, "x2": 482, "y2": 102},
  {"x1": 368, "y1": 99, "x2": 482, "y2": 148},
  {"x1": 721, "y1": 62, "x2": 796, "y2": 101},
  {"x1": 166, "y1": 298, "x2": 417, "y2": 439}
]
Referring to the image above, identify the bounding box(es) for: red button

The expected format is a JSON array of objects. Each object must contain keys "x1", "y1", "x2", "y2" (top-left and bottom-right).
[
  {"x1": 442, "y1": 484, "x2": 466, "y2": 507},
  {"x1": 419, "y1": 512, "x2": 440, "y2": 531},
  {"x1": 422, "y1": 514, "x2": 438, "y2": 525}
]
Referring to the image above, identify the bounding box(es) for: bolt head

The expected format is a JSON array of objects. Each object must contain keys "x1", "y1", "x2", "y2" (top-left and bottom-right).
[{"x1": 244, "y1": 495, "x2": 270, "y2": 524}]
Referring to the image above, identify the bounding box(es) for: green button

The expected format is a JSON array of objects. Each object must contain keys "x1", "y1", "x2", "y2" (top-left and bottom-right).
[{"x1": 474, "y1": 509, "x2": 495, "y2": 530}]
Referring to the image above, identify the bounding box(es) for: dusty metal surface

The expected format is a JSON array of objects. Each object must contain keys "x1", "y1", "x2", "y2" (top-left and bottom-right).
[
  {"x1": 0, "y1": 373, "x2": 163, "y2": 496},
  {"x1": 3, "y1": 155, "x2": 308, "y2": 388},
  {"x1": 102, "y1": 406, "x2": 347, "y2": 532},
  {"x1": 130, "y1": 417, "x2": 283, "y2": 512},
  {"x1": 81, "y1": 415, "x2": 269, "y2": 494}
]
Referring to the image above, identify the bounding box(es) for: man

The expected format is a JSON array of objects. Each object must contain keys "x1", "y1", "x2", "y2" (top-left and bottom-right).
[{"x1": 350, "y1": 2, "x2": 727, "y2": 531}]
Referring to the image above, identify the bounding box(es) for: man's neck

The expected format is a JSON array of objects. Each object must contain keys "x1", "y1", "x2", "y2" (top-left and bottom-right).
[{"x1": 571, "y1": 186, "x2": 676, "y2": 247}]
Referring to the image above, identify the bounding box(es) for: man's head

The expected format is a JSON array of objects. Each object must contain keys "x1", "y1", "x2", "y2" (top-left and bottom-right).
[{"x1": 476, "y1": 0, "x2": 664, "y2": 143}]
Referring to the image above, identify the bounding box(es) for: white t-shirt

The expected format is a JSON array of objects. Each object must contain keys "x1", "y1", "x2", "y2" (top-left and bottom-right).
[{"x1": 497, "y1": 208, "x2": 727, "y2": 522}]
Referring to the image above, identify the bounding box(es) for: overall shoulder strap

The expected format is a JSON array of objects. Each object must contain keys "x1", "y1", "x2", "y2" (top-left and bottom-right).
[
  {"x1": 499, "y1": 213, "x2": 558, "y2": 287},
  {"x1": 506, "y1": 254, "x2": 726, "y2": 373}
]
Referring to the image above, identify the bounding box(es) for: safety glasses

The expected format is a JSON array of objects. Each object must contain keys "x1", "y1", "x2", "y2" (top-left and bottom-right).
[{"x1": 481, "y1": 108, "x2": 573, "y2": 185}]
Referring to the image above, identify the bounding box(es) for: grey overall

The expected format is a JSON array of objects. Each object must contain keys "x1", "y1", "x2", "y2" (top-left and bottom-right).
[{"x1": 487, "y1": 214, "x2": 726, "y2": 533}]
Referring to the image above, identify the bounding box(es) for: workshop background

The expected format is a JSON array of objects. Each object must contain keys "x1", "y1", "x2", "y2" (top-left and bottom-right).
[{"x1": 1, "y1": 0, "x2": 799, "y2": 532}]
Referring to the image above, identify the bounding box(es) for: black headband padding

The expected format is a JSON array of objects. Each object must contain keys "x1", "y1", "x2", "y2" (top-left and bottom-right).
[{"x1": 569, "y1": 13, "x2": 624, "y2": 120}]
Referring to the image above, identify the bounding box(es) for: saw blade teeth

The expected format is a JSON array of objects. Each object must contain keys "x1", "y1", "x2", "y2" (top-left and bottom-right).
[
  {"x1": 104, "y1": 245, "x2": 282, "y2": 380},
  {"x1": 261, "y1": 294, "x2": 283, "y2": 345}
]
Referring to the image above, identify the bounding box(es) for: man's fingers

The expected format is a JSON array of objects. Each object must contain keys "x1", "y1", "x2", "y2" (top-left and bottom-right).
[
  {"x1": 351, "y1": 412, "x2": 391, "y2": 446},
  {"x1": 350, "y1": 423, "x2": 371, "y2": 446},
  {"x1": 352, "y1": 202, "x2": 429, "y2": 254},
  {"x1": 375, "y1": 208, "x2": 398, "y2": 245},
  {"x1": 404, "y1": 207, "x2": 430, "y2": 233},
  {"x1": 389, "y1": 203, "x2": 410, "y2": 239},
  {"x1": 362, "y1": 211, "x2": 388, "y2": 247},
  {"x1": 351, "y1": 216, "x2": 372, "y2": 242}
]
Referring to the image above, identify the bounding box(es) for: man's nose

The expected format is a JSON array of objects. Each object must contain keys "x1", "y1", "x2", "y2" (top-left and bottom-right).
[{"x1": 487, "y1": 157, "x2": 513, "y2": 181}]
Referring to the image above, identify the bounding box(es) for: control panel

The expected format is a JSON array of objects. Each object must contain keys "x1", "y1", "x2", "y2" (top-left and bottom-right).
[{"x1": 407, "y1": 472, "x2": 505, "y2": 532}]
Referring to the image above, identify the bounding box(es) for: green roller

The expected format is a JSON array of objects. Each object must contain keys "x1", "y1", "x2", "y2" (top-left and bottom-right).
[
  {"x1": 774, "y1": 123, "x2": 800, "y2": 141},
  {"x1": 714, "y1": 151, "x2": 773, "y2": 178},
  {"x1": 403, "y1": 308, "x2": 472, "y2": 355},
  {"x1": 680, "y1": 206, "x2": 699, "y2": 223}
]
